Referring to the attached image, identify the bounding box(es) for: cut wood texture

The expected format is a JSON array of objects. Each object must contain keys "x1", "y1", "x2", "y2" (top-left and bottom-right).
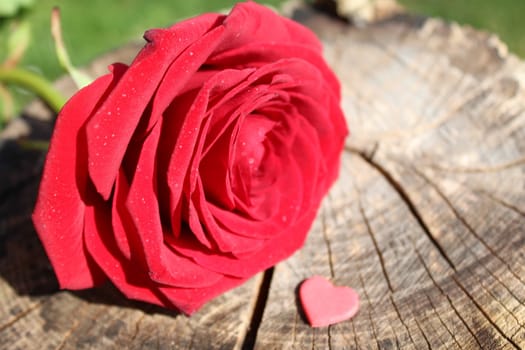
[{"x1": 1, "y1": 4, "x2": 524, "y2": 349}]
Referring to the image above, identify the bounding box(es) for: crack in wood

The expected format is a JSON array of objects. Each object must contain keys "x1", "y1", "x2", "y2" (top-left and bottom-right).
[
  {"x1": 414, "y1": 247, "x2": 483, "y2": 348},
  {"x1": 350, "y1": 320, "x2": 360, "y2": 349},
  {"x1": 424, "y1": 292, "x2": 463, "y2": 349},
  {"x1": 327, "y1": 325, "x2": 333, "y2": 350},
  {"x1": 356, "y1": 192, "x2": 394, "y2": 294},
  {"x1": 0, "y1": 301, "x2": 43, "y2": 332},
  {"x1": 469, "y1": 187, "x2": 525, "y2": 219},
  {"x1": 389, "y1": 295, "x2": 418, "y2": 348},
  {"x1": 130, "y1": 312, "x2": 147, "y2": 345},
  {"x1": 320, "y1": 206, "x2": 335, "y2": 279},
  {"x1": 346, "y1": 149, "x2": 503, "y2": 348},
  {"x1": 452, "y1": 276, "x2": 521, "y2": 349},
  {"x1": 469, "y1": 263, "x2": 525, "y2": 337},
  {"x1": 394, "y1": 332, "x2": 401, "y2": 349},
  {"x1": 56, "y1": 317, "x2": 81, "y2": 350},
  {"x1": 510, "y1": 325, "x2": 525, "y2": 345},
  {"x1": 426, "y1": 311, "x2": 450, "y2": 349},
  {"x1": 346, "y1": 147, "x2": 457, "y2": 272},
  {"x1": 240, "y1": 268, "x2": 274, "y2": 350},
  {"x1": 409, "y1": 165, "x2": 525, "y2": 308},
  {"x1": 414, "y1": 249, "x2": 484, "y2": 349},
  {"x1": 413, "y1": 317, "x2": 432, "y2": 350},
  {"x1": 357, "y1": 272, "x2": 384, "y2": 350}
]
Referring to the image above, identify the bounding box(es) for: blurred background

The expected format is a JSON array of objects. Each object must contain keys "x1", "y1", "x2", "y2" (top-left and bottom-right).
[{"x1": 1, "y1": 0, "x2": 524, "y2": 120}]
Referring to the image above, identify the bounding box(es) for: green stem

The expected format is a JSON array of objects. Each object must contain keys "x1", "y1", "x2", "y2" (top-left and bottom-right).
[{"x1": 0, "y1": 67, "x2": 67, "y2": 113}]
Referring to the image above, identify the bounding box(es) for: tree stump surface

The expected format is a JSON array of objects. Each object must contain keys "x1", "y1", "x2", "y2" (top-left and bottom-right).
[{"x1": 1, "y1": 5, "x2": 524, "y2": 349}]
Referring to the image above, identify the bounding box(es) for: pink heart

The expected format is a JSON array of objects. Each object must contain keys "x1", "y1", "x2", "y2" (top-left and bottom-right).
[{"x1": 299, "y1": 275, "x2": 360, "y2": 327}]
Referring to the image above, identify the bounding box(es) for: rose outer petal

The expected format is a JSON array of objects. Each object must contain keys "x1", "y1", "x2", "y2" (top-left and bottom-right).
[{"x1": 32, "y1": 64, "x2": 127, "y2": 289}]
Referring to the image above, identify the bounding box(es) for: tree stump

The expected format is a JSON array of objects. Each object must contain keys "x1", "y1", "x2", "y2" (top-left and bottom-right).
[{"x1": 1, "y1": 4, "x2": 524, "y2": 349}]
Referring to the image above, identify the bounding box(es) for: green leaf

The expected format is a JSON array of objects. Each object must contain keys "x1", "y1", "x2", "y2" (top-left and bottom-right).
[{"x1": 0, "y1": 0, "x2": 35, "y2": 17}]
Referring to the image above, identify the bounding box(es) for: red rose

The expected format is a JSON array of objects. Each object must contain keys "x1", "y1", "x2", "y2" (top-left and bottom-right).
[{"x1": 33, "y1": 1, "x2": 347, "y2": 315}]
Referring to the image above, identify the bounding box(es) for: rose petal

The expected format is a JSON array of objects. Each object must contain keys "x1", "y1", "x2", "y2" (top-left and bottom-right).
[
  {"x1": 189, "y1": 177, "x2": 267, "y2": 256},
  {"x1": 209, "y1": 43, "x2": 340, "y2": 98},
  {"x1": 125, "y1": 120, "x2": 223, "y2": 287},
  {"x1": 111, "y1": 170, "x2": 132, "y2": 260},
  {"x1": 213, "y1": 148, "x2": 303, "y2": 235},
  {"x1": 84, "y1": 202, "x2": 168, "y2": 305},
  {"x1": 86, "y1": 14, "x2": 225, "y2": 199},
  {"x1": 199, "y1": 122, "x2": 237, "y2": 210},
  {"x1": 219, "y1": 2, "x2": 322, "y2": 54},
  {"x1": 147, "y1": 25, "x2": 226, "y2": 127},
  {"x1": 32, "y1": 64, "x2": 127, "y2": 289},
  {"x1": 170, "y1": 208, "x2": 318, "y2": 277}
]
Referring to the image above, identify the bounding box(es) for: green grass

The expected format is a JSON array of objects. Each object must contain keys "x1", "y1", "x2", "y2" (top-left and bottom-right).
[{"x1": 399, "y1": 0, "x2": 525, "y2": 57}]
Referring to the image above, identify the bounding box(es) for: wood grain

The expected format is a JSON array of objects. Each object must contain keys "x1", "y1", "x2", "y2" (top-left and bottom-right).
[{"x1": 1, "y1": 4, "x2": 524, "y2": 349}]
